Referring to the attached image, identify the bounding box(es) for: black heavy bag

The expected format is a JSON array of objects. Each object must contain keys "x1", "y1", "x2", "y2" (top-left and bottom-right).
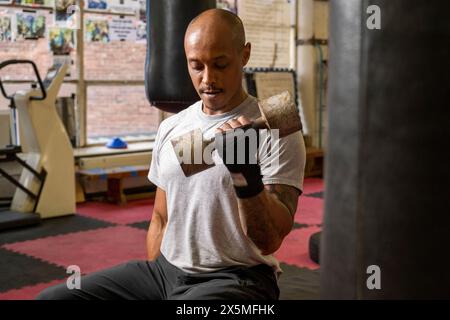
[
  {"x1": 145, "y1": 0, "x2": 216, "y2": 113},
  {"x1": 321, "y1": 0, "x2": 450, "y2": 299}
]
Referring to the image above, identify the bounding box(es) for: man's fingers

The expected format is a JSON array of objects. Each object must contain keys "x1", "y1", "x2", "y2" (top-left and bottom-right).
[
  {"x1": 216, "y1": 122, "x2": 233, "y2": 133},
  {"x1": 228, "y1": 119, "x2": 242, "y2": 129},
  {"x1": 216, "y1": 116, "x2": 253, "y2": 134},
  {"x1": 237, "y1": 116, "x2": 251, "y2": 125}
]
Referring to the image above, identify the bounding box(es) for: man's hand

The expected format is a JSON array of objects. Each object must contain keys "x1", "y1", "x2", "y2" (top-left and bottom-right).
[
  {"x1": 215, "y1": 115, "x2": 252, "y2": 133},
  {"x1": 215, "y1": 116, "x2": 264, "y2": 198}
]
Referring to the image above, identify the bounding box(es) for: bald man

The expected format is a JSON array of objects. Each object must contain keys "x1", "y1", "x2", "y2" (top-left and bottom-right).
[{"x1": 37, "y1": 9, "x2": 305, "y2": 300}]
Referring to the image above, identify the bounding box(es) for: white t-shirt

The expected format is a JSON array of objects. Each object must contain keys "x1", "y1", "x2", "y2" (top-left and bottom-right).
[{"x1": 148, "y1": 95, "x2": 306, "y2": 275}]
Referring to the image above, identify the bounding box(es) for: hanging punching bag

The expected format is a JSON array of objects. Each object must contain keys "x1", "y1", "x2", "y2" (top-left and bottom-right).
[
  {"x1": 145, "y1": 0, "x2": 216, "y2": 113},
  {"x1": 321, "y1": 0, "x2": 450, "y2": 299}
]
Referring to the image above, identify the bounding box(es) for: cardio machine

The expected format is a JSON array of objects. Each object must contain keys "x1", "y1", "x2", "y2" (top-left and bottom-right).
[{"x1": 0, "y1": 60, "x2": 75, "y2": 231}]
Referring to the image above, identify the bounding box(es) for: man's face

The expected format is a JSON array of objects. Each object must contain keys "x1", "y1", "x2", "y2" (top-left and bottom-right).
[{"x1": 184, "y1": 27, "x2": 250, "y2": 113}]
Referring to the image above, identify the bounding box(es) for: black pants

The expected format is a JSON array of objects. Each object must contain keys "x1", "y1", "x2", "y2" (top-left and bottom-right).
[{"x1": 36, "y1": 255, "x2": 279, "y2": 300}]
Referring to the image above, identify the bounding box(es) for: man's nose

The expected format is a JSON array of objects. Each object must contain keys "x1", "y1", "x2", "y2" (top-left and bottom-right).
[{"x1": 202, "y1": 67, "x2": 217, "y2": 86}]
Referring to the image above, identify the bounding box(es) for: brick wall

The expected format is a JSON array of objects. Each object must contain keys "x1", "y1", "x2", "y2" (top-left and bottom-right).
[{"x1": 87, "y1": 85, "x2": 159, "y2": 137}]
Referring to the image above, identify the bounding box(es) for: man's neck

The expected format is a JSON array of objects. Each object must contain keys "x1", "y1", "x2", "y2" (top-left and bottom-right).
[{"x1": 202, "y1": 90, "x2": 248, "y2": 116}]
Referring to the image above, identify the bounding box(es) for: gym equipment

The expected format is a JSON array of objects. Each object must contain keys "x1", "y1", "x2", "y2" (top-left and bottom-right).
[
  {"x1": 321, "y1": 0, "x2": 450, "y2": 298},
  {"x1": 171, "y1": 91, "x2": 302, "y2": 176},
  {"x1": 145, "y1": 0, "x2": 216, "y2": 113},
  {"x1": 0, "y1": 60, "x2": 75, "y2": 230},
  {"x1": 106, "y1": 137, "x2": 128, "y2": 149}
]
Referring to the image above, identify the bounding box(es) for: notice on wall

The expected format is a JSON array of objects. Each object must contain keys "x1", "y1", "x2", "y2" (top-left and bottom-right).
[
  {"x1": 16, "y1": 11, "x2": 46, "y2": 39},
  {"x1": 85, "y1": 18, "x2": 109, "y2": 42},
  {"x1": 253, "y1": 72, "x2": 296, "y2": 101},
  {"x1": 109, "y1": 17, "x2": 136, "y2": 42},
  {"x1": 244, "y1": 24, "x2": 291, "y2": 68},
  {"x1": 237, "y1": 0, "x2": 292, "y2": 68},
  {"x1": 55, "y1": 0, "x2": 77, "y2": 24},
  {"x1": 86, "y1": 0, "x2": 108, "y2": 10},
  {"x1": 0, "y1": 14, "x2": 13, "y2": 42},
  {"x1": 238, "y1": 0, "x2": 290, "y2": 27},
  {"x1": 49, "y1": 27, "x2": 75, "y2": 55}
]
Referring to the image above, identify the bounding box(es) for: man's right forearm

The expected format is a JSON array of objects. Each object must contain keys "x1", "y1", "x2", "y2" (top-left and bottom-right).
[{"x1": 146, "y1": 213, "x2": 166, "y2": 261}]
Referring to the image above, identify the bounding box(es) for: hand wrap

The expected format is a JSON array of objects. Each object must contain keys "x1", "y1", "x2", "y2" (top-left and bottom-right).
[{"x1": 216, "y1": 125, "x2": 264, "y2": 198}]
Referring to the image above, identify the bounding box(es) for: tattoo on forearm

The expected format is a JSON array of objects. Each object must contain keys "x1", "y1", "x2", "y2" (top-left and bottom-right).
[
  {"x1": 237, "y1": 184, "x2": 301, "y2": 254},
  {"x1": 265, "y1": 184, "x2": 301, "y2": 217},
  {"x1": 238, "y1": 195, "x2": 282, "y2": 254}
]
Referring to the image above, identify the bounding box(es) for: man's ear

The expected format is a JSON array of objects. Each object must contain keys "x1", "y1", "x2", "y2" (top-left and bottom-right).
[{"x1": 242, "y1": 42, "x2": 251, "y2": 66}]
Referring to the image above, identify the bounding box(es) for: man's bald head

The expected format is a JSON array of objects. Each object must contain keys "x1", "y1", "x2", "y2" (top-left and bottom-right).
[
  {"x1": 185, "y1": 8, "x2": 246, "y2": 53},
  {"x1": 184, "y1": 8, "x2": 251, "y2": 114}
]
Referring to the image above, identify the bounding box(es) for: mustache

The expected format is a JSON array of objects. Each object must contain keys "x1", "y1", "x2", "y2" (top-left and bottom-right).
[{"x1": 200, "y1": 87, "x2": 223, "y2": 93}]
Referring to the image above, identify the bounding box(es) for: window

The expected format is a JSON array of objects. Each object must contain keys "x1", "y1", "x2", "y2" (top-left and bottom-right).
[{"x1": 0, "y1": 1, "x2": 160, "y2": 147}]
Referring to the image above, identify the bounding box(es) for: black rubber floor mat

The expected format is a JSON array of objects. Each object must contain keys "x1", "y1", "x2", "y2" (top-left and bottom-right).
[
  {"x1": 0, "y1": 247, "x2": 67, "y2": 293},
  {"x1": 0, "y1": 215, "x2": 115, "y2": 245}
]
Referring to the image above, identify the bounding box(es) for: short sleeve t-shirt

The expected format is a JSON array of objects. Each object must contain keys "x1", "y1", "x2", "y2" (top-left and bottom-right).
[{"x1": 148, "y1": 95, "x2": 306, "y2": 275}]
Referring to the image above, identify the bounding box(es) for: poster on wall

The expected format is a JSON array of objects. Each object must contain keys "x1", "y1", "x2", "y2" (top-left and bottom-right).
[
  {"x1": 49, "y1": 26, "x2": 74, "y2": 54},
  {"x1": 237, "y1": 0, "x2": 292, "y2": 68},
  {"x1": 109, "y1": 16, "x2": 136, "y2": 41},
  {"x1": 54, "y1": 0, "x2": 77, "y2": 24},
  {"x1": 16, "y1": 11, "x2": 46, "y2": 39},
  {"x1": 0, "y1": 15, "x2": 13, "y2": 41},
  {"x1": 13, "y1": 0, "x2": 52, "y2": 6},
  {"x1": 238, "y1": 0, "x2": 290, "y2": 27},
  {"x1": 85, "y1": 0, "x2": 107, "y2": 10},
  {"x1": 253, "y1": 71, "x2": 296, "y2": 101},
  {"x1": 216, "y1": 0, "x2": 237, "y2": 14},
  {"x1": 85, "y1": 18, "x2": 109, "y2": 42},
  {"x1": 12, "y1": 0, "x2": 33, "y2": 5}
]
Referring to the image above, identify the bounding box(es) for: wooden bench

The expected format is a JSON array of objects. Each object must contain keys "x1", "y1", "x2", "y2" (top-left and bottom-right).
[{"x1": 77, "y1": 165, "x2": 150, "y2": 205}]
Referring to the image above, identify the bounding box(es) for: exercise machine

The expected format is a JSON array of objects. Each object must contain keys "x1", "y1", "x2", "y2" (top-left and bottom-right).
[{"x1": 0, "y1": 60, "x2": 75, "y2": 231}]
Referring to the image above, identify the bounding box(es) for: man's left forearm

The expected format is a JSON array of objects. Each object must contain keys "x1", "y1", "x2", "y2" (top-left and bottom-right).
[
  {"x1": 237, "y1": 188, "x2": 295, "y2": 255},
  {"x1": 214, "y1": 116, "x2": 301, "y2": 255}
]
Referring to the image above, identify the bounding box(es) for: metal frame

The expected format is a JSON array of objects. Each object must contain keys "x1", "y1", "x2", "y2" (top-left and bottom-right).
[
  {"x1": 0, "y1": 150, "x2": 47, "y2": 202},
  {"x1": 243, "y1": 67, "x2": 300, "y2": 112}
]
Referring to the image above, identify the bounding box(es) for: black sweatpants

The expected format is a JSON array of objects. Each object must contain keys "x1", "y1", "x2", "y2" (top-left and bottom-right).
[{"x1": 36, "y1": 254, "x2": 279, "y2": 300}]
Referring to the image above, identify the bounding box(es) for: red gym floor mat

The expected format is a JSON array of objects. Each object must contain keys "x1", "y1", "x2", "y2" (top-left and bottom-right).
[
  {"x1": 294, "y1": 196, "x2": 324, "y2": 226},
  {"x1": 302, "y1": 178, "x2": 325, "y2": 195},
  {"x1": 274, "y1": 226, "x2": 321, "y2": 270},
  {"x1": 4, "y1": 226, "x2": 148, "y2": 275},
  {"x1": 77, "y1": 199, "x2": 153, "y2": 225}
]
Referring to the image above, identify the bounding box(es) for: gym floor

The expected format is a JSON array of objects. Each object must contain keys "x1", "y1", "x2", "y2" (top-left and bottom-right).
[{"x1": 0, "y1": 178, "x2": 323, "y2": 300}]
